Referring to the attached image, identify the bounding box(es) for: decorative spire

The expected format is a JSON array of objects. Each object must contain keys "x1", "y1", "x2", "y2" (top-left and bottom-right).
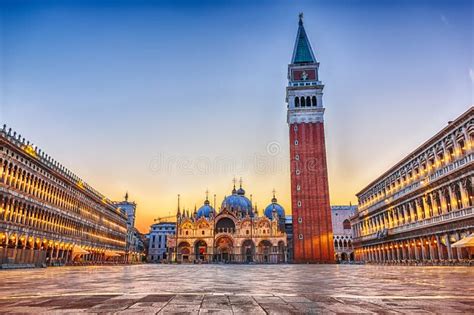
[
  {"x1": 239, "y1": 177, "x2": 243, "y2": 189},
  {"x1": 271, "y1": 189, "x2": 277, "y2": 203},
  {"x1": 177, "y1": 194, "x2": 181, "y2": 216},
  {"x1": 204, "y1": 189, "x2": 210, "y2": 205},
  {"x1": 291, "y1": 12, "x2": 316, "y2": 64},
  {"x1": 232, "y1": 177, "x2": 237, "y2": 194},
  {"x1": 124, "y1": 191, "x2": 128, "y2": 202}
]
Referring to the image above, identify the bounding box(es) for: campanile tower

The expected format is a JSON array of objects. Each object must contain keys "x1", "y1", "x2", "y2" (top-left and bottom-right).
[{"x1": 287, "y1": 14, "x2": 334, "y2": 263}]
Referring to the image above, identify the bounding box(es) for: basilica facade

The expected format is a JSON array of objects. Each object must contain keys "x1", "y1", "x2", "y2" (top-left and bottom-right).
[{"x1": 167, "y1": 182, "x2": 288, "y2": 263}]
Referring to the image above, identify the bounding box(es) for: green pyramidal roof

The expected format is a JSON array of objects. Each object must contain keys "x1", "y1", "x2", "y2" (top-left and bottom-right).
[{"x1": 291, "y1": 15, "x2": 316, "y2": 64}]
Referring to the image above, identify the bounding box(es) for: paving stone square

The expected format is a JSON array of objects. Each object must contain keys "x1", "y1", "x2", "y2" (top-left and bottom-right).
[{"x1": 0, "y1": 264, "x2": 473, "y2": 314}]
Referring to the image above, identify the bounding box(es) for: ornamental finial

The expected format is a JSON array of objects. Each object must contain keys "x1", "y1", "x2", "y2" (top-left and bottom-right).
[{"x1": 298, "y1": 12, "x2": 304, "y2": 25}]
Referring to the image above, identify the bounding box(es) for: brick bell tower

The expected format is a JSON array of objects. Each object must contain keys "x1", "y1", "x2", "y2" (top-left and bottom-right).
[{"x1": 287, "y1": 13, "x2": 334, "y2": 263}]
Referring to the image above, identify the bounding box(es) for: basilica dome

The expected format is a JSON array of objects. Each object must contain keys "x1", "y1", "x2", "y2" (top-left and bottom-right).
[
  {"x1": 197, "y1": 199, "x2": 215, "y2": 218},
  {"x1": 221, "y1": 185, "x2": 253, "y2": 217},
  {"x1": 264, "y1": 194, "x2": 285, "y2": 219}
]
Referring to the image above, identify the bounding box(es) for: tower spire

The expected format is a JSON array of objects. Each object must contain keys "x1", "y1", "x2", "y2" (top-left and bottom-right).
[
  {"x1": 291, "y1": 12, "x2": 316, "y2": 64},
  {"x1": 232, "y1": 177, "x2": 237, "y2": 194}
]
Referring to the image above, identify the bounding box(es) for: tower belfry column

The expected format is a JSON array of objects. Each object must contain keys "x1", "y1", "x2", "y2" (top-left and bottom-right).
[{"x1": 286, "y1": 14, "x2": 334, "y2": 263}]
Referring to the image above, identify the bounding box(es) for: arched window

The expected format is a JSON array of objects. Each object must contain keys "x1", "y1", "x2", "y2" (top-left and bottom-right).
[
  {"x1": 466, "y1": 178, "x2": 473, "y2": 206},
  {"x1": 444, "y1": 189, "x2": 452, "y2": 212},
  {"x1": 216, "y1": 217, "x2": 236, "y2": 233},
  {"x1": 301, "y1": 97, "x2": 306, "y2": 107},
  {"x1": 312, "y1": 96, "x2": 317, "y2": 106},
  {"x1": 343, "y1": 219, "x2": 351, "y2": 230},
  {"x1": 306, "y1": 96, "x2": 311, "y2": 107},
  {"x1": 295, "y1": 97, "x2": 300, "y2": 107},
  {"x1": 454, "y1": 184, "x2": 462, "y2": 209},
  {"x1": 459, "y1": 139, "x2": 466, "y2": 155}
]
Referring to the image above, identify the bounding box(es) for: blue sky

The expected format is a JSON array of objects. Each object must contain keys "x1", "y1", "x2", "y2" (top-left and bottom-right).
[{"x1": 1, "y1": 0, "x2": 472, "y2": 231}]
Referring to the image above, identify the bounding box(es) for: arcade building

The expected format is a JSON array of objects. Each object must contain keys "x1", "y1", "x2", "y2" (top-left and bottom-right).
[
  {"x1": 0, "y1": 125, "x2": 128, "y2": 267},
  {"x1": 351, "y1": 107, "x2": 474, "y2": 263},
  {"x1": 167, "y1": 181, "x2": 288, "y2": 263}
]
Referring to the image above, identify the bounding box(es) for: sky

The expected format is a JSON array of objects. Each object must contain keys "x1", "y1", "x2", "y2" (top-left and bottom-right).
[{"x1": 1, "y1": 0, "x2": 472, "y2": 233}]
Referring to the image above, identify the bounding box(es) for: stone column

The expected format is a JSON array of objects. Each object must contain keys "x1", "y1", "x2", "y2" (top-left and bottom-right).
[
  {"x1": 422, "y1": 196, "x2": 430, "y2": 219},
  {"x1": 459, "y1": 181, "x2": 469, "y2": 208},
  {"x1": 435, "y1": 235, "x2": 444, "y2": 261},
  {"x1": 431, "y1": 191, "x2": 440, "y2": 216},
  {"x1": 454, "y1": 233, "x2": 463, "y2": 260},
  {"x1": 448, "y1": 185, "x2": 456, "y2": 212},
  {"x1": 408, "y1": 203, "x2": 415, "y2": 222},
  {"x1": 429, "y1": 239, "x2": 435, "y2": 261},
  {"x1": 414, "y1": 241, "x2": 420, "y2": 261},
  {"x1": 445, "y1": 234, "x2": 453, "y2": 260},
  {"x1": 421, "y1": 238, "x2": 427, "y2": 261}
]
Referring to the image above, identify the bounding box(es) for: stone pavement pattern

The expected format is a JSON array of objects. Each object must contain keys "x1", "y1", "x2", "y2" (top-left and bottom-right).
[{"x1": 0, "y1": 264, "x2": 473, "y2": 314}]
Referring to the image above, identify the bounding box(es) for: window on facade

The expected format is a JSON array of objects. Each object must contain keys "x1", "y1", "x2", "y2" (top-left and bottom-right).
[
  {"x1": 202, "y1": 230, "x2": 205, "y2": 235},
  {"x1": 297, "y1": 201, "x2": 302, "y2": 207},
  {"x1": 312, "y1": 96, "x2": 317, "y2": 106},
  {"x1": 467, "y1": 178, "x2": 473, "y2": 206},
  {"x1": 306, "y1": 96, "x2": 311, "y2": 106},
  {"x1": 295, "y1": 154, "x2": 300, "y2": 161},
  {"x1": 459, "y1": 140, "x2": 466, "y2": 154},
  {"x1": 454, "y1": 185, "x2": 462, "y2": 209},
  {"x1": 343, "y1": 219, "x2": 351, "y2": 230},
  {"x1": 294, "y1": 140, "x2": 299, "y2": 145},
  {"x1": 297, "y1": 185, "x2": 301, "y2": 191},
  {"x1": 295, "y1": 97, "x2": 300, "y2": 107},
  {"x1": 301, "y1": 97, "x2": 306, "y2": 107}
]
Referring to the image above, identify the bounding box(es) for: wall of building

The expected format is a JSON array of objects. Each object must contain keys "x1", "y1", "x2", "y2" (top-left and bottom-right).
[
  {"x1": 331, "y1": 206, "x2": 356, "y2": 262},
  {"x1": 148, "y1": 222, "x2": 175, "y2": 262}
]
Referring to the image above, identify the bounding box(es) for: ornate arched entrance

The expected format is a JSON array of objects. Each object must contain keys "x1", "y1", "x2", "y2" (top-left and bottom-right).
[
  {"x1": 215, "y1": 236, "x2": 233, "y2": 262},
  {"x1": 194, "y1": 240, "x2": 207, "y2": 262},
  {"x1": 241, "y1": 239, "x2": 255, "y2": 263},
  {"x1": 258, "y1": 240, "x2": 273, "y2": 263},
  {"x1": 178, "y1": 241, "x2": 191, "y2": 262}
]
